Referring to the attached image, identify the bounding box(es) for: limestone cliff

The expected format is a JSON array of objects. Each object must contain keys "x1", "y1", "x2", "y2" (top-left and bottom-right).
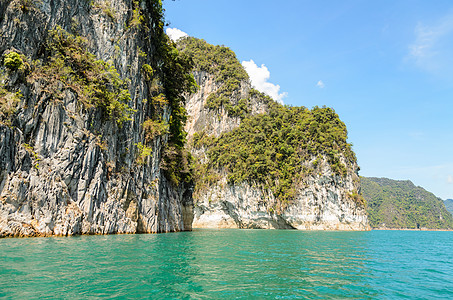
[
  {"x1": 180, "y1": 37, "x2": 369, "y2": 230},
  {"x1": 185, "y1": 71, "x2": 268, "y2": 138},
  {"x1": 0, "y1": 0, "x2": 194, "y2": 237}
]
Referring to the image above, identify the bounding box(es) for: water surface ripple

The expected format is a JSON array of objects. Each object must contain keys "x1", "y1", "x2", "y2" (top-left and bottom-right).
[{"x1": 1, "y1": 230, "x2": 452, "y2": 299}]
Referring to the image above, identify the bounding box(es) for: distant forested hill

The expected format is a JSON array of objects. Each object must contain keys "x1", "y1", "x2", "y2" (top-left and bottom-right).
[
  {"x1": 445, "y1": 199, "x2": 453, "y2": 215},
  {"x1": 361, "y1": 177, "x2": 453, "y2": 229}
]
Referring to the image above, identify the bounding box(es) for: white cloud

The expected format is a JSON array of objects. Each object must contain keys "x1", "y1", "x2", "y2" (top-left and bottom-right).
[
  {"x1": 448, "y1": 175, "x2": 453, "y2": 184},
  {"x1": 407, "y1": 14, "x2": 453, "y2": 76},
  {"x1": 316, "y1": 80, "x2": 325, "y2": 88},
  {"x1": 241, "y1": 60, "x2": 287, "y2": 104},
  {"x1": 166, "y1": 28, "x2": 188, "y2": 42}
]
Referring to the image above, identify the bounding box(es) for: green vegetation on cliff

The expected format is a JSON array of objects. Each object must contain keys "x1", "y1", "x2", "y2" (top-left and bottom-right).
[
  {"x1": 177, "y1": 37, "x2": 255, "y2": 118},
  {"x1": 177, "y1": 37, "x2": 248, "y2": 80},
  {"x1": 444, "y1": 199, "x2": 453, "y2": 215},
  {"x1": 192, "y1": 99, "x2": 357, "y2": 204},
  {"x1": 361, "y1": 177, "x2": 453, "y2": 229},
  {"x1": 151, "y1": 18, "x2": 197, "y2": 186},
  {"x1": 4, "y1": 51, "x2": 24, "y2": 70},
  {"x1": 209, "y1": 105, "x2": 355, "y2": 203},
  {"x1": 31, "y1": 26, "x2": 134, "y2": 125}
]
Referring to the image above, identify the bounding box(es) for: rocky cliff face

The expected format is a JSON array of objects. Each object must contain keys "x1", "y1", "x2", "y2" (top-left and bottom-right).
[
  {"x1": 0, "y1": 1, "x2": 369, "y2": 237},
  {"x1": 183, "y1": 45, "x2": 369, "y2": 230},
  {"x1": 185, "y1": 71, "x2": 268, "y2": 138},
  {"x1": 0, "y1": 0, "x2": 193, "y2": 237},
  {"x1": 192, "y1": 164, "x2": 368, "y2": 230}
]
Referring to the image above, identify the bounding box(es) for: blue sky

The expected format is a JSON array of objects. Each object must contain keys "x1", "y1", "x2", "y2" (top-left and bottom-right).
[{"x1": 163, "y1": 0, "x2": 453, "y2": 199}]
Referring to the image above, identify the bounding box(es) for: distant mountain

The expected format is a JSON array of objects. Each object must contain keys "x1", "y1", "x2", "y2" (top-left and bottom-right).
[
  {"x1": 444, "y1": 199, "x2": 453, "y2": 215},
  {"x1": 361, "y1": 177, "x2": 453, "y2": 229}
]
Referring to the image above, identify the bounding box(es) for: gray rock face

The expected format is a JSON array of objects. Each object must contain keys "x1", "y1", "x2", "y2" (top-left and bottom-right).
[
  {"x1": 185, "y1": 72, "x2": 268, "y2": 138},
  {"x1": 193, "y1": 165, "x2": 368, "y2": 230},
  {"x1": 185, "y1": 71, "x2": 369, "y2": 231},
  {"x1": 0, "y1": 0, "x2": 192, "y2": 237}
]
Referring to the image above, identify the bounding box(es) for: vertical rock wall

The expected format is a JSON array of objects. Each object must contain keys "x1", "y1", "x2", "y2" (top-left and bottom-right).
[{"x1": 0, "y1": 0, "x2": 192, "y2": 237}]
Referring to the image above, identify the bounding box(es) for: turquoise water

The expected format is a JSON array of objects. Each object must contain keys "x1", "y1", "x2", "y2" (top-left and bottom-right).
[{"x1": 0, "y1": 230, "x2": 452, "y2": 299}]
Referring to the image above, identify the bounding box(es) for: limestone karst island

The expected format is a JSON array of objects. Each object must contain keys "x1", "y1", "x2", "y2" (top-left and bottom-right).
[
  {"x1": 0, "y1": 0, "x2": 451, "y2": 237},
  {"x1": 2, "y1": 1, "x2": 453, "y2": 299}
]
